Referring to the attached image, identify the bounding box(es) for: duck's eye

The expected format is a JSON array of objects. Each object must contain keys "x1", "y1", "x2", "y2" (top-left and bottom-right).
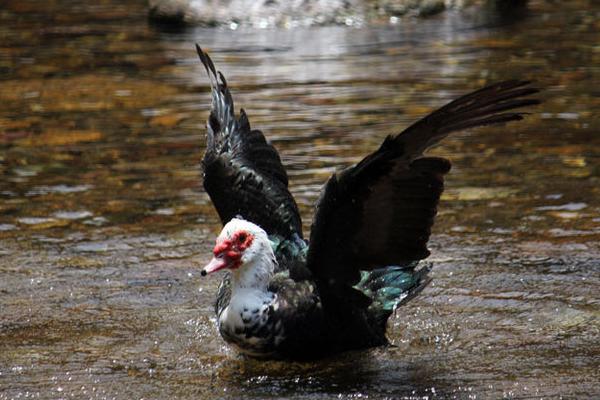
[{"x1": 237, "y1": 232, "x2": 247, "y2": 243}]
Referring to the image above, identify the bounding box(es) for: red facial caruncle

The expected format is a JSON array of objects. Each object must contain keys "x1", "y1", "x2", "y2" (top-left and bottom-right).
[{"x1": 201, "y1": 230, "x2": 254, "y2": 276}]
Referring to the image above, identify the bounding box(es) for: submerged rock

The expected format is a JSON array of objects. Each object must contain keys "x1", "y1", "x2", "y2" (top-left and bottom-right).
[{"x1": 148, "y1": 0, "x2": 527, "y2": 27}]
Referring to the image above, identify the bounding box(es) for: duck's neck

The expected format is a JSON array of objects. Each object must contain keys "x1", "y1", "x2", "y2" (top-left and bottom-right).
[
  {"x1": 230, "y1": 247, "x2": 276, "y2": 293},
  {"x1": 219, "y1": 245, "x2": 278, "y2": 355}
]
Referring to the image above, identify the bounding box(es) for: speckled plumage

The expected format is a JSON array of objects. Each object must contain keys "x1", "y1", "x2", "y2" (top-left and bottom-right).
[
  {"x1": 196, "y1": 45, "x2": 539, "y2": 359},
  {"x1": 213, "y1": 231, "x2": 329, "y2": 358},
  {"x1": 218, "y1": 275, "x2": 325, "y2": 358}
]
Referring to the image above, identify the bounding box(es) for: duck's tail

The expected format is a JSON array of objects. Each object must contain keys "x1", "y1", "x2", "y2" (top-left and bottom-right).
[{"x1": 355, "y1": 262, "x2": 432, "y2": 329}]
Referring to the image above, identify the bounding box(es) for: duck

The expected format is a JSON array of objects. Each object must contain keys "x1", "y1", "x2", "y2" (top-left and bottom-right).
[{"x1": 195, "y1": 44, "x2": 539, "y2": 359}]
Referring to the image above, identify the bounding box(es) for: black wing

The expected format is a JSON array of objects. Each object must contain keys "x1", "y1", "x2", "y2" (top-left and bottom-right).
[
  {"x1": 197, "y1": 45, "x2": 303, "y2": 239},
  {"x1": 307, "y1": 80, "x2": 539, "y2": 298}
]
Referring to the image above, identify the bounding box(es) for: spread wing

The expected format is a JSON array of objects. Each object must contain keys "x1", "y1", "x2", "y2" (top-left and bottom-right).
[
  {"x1": 307, "y1": 80, "x2": 540, "y2": 299},
  {"x1": 197, "y1": 45, "x2": 303, "y2": 239}
]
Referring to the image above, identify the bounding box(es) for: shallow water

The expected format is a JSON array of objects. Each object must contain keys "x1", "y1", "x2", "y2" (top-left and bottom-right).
[{"x1": 1, "y1": 0, "x2": 599, "y2": 398}]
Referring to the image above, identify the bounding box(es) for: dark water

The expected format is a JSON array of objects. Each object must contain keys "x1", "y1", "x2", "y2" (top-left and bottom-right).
[{"x1": 1, "y1": 1, "x2": 599, "y2": 398}]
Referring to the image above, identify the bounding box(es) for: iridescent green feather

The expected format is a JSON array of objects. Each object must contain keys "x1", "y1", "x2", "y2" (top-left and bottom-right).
[{"x1": 355, "y1": 262, "x2": 432, "y2": 312}]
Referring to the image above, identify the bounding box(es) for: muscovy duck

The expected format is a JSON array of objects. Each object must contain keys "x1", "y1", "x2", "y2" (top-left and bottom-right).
[{"x1": 196, "y1": 45, "x2": 539, "y2": 359}]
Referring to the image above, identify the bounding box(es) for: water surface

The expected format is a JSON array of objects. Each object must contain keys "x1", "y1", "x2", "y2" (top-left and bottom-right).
[{"x1": 1, "y1": 1, "x2": 599, "y2": 398}]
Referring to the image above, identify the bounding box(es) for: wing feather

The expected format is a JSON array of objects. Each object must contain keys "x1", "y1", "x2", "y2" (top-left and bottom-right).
[
  {"x1": 307, "y1": 80, "x2": 540, "y2": 300},
  {"x1": 197, "y1": 45, "x2": 302, "y2": 238}
]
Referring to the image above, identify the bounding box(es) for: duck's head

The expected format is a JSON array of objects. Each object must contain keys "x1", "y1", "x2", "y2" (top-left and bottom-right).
[{"x1": 201, "y1": 218, "x2": 272, "y2": 276}]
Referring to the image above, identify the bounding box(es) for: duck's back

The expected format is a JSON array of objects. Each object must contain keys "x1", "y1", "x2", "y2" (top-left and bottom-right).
[{"x1": 262, "y1": 264, "x2": 430, "y2": 359}]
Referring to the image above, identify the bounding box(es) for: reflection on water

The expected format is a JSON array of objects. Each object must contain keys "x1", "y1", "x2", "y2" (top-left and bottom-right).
[{"x1": 1, "y1": 0, "x2": 599, "y2": 399}]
